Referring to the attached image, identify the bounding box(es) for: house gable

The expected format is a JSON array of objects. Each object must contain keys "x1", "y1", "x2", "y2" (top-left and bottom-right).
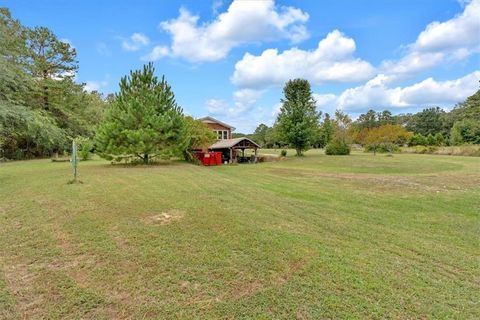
[{"x1": 199, "y1": 116, "x2": 235, "y2": 140}]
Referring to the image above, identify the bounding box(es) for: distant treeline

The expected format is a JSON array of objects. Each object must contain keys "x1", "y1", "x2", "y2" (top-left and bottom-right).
[
  {"x1": 239, "y1": 91, "x2": 480, "y2": 149},
  {"x1": 1, "y1": 7, "x2": 479, "y2": 161}
]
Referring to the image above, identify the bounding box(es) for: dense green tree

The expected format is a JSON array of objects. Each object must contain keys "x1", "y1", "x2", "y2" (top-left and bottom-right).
[
  {"x1": 314, "y1": 113, "x2": 334, "y2": 148},
  {"x1": 183, "y1": 116, "x2": 216, "y2": 162},
  {"x1": 450, "y1": 89, "x2": 480, "y2": 122},
  {"x1": 25, "y1": 26, "x2": 78, "y2": 111},
  {"x1": 276, "y1": 79, "x2": 320, "y2": 156},
  {"x1": 405, "y1": 107, "x2": 448, "y2": 136},
  {"x1": 362, "y1": 124, "x2": 412, "y2": 155},
  {"x1": 252, "y1": 123, "x2": 270, "y2": 147},
  {"x1": 324, "y1": 110, "x2": 352, "y2": 155},
  {"x1": 0, "y1": 103, "x2": 67, "y2": 159},
  {"x1": 378, "y1": 110, "x2": 395, "y2": 125},
  {"x1": 0, "y1": 8, "x2": 31, "y2": 105},
  {"x1": 96, "y1": 63, "x2": 187, "y2": 164},
  {"x1": 357, "y1": 109, "x2": 377, "y2": 129},
  {"x1": 408, "y1": 133, "x2": 428, "y2": 146},
  {"x1": 450, "y1": 119, "x2": 480, "y2": 145}
]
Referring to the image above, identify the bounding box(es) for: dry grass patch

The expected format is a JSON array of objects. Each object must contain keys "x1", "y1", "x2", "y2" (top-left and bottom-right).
[{"x1": 142, "y1": 209, "x2": 184, "y2": 225}]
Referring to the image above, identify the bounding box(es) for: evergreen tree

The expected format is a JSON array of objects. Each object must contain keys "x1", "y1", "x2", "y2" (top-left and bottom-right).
[
  {"x1": 25, "y1": 26, "x2": 78, "y2": 111},
  {"x1": 276, "y1": 79, "x2": 320, "y2": 156},
  {"x1": 96, "y1": 63, "x2": 187, "y2": 164}
]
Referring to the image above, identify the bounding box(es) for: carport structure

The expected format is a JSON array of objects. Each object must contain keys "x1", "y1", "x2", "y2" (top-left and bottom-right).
[{"x1": 208, "y1": 137, "x2": 260, "y2": 163}]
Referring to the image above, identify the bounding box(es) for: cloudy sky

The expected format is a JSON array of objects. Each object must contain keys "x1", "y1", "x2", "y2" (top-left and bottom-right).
[{"x1": 6, "y1": 0, "x2": 480, "y2": 132}]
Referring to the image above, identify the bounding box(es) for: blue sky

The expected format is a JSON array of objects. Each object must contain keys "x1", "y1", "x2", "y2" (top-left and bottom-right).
[{"x1": 4, "y1": 0, "x2": 480, "y2": 132}]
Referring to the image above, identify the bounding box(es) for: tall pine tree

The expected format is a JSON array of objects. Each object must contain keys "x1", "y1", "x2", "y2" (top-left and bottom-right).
[
  {"x1": 96, "y1": 63, "x2": 187, "y2": 164},
  {"x1": 276, "y1": 79, "x2": 320, "y2": 156}
]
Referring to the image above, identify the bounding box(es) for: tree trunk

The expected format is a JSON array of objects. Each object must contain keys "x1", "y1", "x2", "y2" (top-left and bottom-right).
[
  {"x1": 143, "y1": 154, "x2": 149, "y2": 164},
  {"x1": 43, "y1": 70, "x2": 49, "y2": 111},
  {"x1": 296, "y1": 148, "x2": 302, "y2": 156}
]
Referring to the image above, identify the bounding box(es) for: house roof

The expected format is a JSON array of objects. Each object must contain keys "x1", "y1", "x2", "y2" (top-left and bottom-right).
[
  {"x1": 198, "y1": 116, "x2": 236, "y2": 131},
  {"x1": 209, "y1": 137, "x2": 260, "y2": 149}
]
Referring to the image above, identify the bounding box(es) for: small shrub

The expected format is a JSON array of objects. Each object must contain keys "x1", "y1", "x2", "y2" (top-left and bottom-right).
[
  {"x1": 77, "y1": 138, "x2": 94, "y2": 161},
  {"x1": 365, "y1": 144, "x2": 399, "y2": 153},
  {"x1": 280, "y1": 149, "x2": 287, "y2": 157},
  {"x1": 325, "y1": 139, "x2": 350, "y2": 155}
]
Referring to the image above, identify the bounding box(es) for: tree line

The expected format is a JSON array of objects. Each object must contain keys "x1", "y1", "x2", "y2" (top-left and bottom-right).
[
  {"x1": 0, "y1": 8, "x2": 110, "y2": 160},
  {"x1": 243, "y1": 79, "x2": 479, "y2": 155},
  {"x1": 1, "y1": 8, "x2": 478, "y2": 162},
  {"x1": 0, "y1": 8, "x2": 214, "y2": 163}
]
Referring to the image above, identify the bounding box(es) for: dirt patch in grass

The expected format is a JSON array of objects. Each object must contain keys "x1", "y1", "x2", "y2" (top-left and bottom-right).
[
  {"x1": 142, "y1": 209, "x2": 184, "y2": 225},
  {"x1": 3, "y1": 262, "x2": 44, "y2": 319}
]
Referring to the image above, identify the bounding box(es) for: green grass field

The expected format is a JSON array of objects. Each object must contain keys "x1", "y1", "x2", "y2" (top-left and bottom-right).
[{"x1": 1, "y1": 150, "x2": 479, "y2": 319}]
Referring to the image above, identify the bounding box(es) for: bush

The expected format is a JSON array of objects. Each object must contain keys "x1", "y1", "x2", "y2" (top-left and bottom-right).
[
  {"x1": 325, "y1": 139, "x2": 350, "y2": 155},
  {"x1": 450, "y1": 119, "x2": 480, "y2": 145},
  {"x1": 365, "y1": 144, "x2": 399, "y2": 153},
  {"x1": 402, "y1": 145, "x2": 480, "y2": 156},
  {"x1": 280, "y1": 149, "x2": 287, "y2": 157},
  {"x1": 408, "y1": 133, "x2": 428, "y2": 146},
  {"x1": 77, "y1": 138, "x2": 94, "y2": 161}
]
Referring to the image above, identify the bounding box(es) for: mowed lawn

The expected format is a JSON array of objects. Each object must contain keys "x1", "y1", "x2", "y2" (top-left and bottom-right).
[{"x1": 0, "y1": 151, "x2": 479, "y2": 319}]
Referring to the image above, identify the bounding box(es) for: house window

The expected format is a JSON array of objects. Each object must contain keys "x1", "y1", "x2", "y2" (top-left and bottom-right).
[{"x1": 215, "y1": 130, "x2": 229, "y2": 140}]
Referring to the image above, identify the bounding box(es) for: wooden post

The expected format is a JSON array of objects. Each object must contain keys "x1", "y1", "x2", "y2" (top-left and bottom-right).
[{"x1": 229, "y1": 148, "x2": 233, "y2": 164}]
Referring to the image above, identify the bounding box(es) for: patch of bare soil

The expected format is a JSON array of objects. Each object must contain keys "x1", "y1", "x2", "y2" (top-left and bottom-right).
[
  {"x1": 142, "y1": 209, "x2": 184, "y2": 225},
  {"x1": 3, "y1": 262, "x2": 44, "y2": 319}
]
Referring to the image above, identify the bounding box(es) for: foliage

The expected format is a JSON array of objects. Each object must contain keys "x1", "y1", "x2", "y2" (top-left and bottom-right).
[
  {"x1": 449, "y1": 89, "x2": 480, "y2": 123},
  {"x1": 183, "y1": 116, "x2": 216, "y2": 162},
  {"x1": 25, "y1": 26, "x2": 78, "y2": 110},
  {"x1": 450, "y1": 119, "x2": 480, "y2": 145},
  {"x1": 408, "y1": 133, "x2": 428, "y2": 146},
  {"x1": 404, "y1": 107, "x2": 449, "y2": 137},
  {"x1": 0, "y1": 102, "x2": 67, "y2": 159},
  {"x1": 96, "y1": 63, "x2": 187, "y2": 164},
  {"x1": 280, "y1": 149, "x2": 287, "y2": 157},
  {"x1": 325, "y1": 138, "x2": 350, "y2": 155},
  {"x1": 0, "y1": 8, "x2": 108, "y2": 160},
  {"x1": 76, "y1": 137, "x2": 93, "y2": 161},
  {"x1": 251, "y1": 123, "x2": 270, "y2": 147},
  {"x1": 276, "y1": 79, "x2": 320, "y2": 156},
  {"x1": 361, "y1": 124, "x2": 413, "y2": 155},
  {"x1": 314, "y1": 113, "x2": 334, "y2": 148},
  {"x1": 402, "y1": 145, "x2": 480, "y2": 157}
]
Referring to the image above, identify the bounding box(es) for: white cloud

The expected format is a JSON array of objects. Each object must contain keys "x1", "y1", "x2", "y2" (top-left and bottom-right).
[
  {"x1": 205, "y1": 89, "x2": 265, "y2": 118},
  {"x1": 122, "y1": 33, "x2": 150, "y2": 51},
  {"x1": 232, "y1": 30, "x2": 375, "y2": 88},
  {"x1": 159, "y1": 0, "x2": 309, "y2": 62},
  {"x1": 414, "y1": 0, "x2": 480, "y2": 53},
  {"x1": 84, "y1": 78, "x2": 109, "y2": 93},
  {"x1": 205, "y1": 98, "x2": 230, "y2": 115},
  {"x1": 381, "y1": 0, "x2": 480, "y2": 79},
  {"x1": 314, "y1": 70, "x2": 480, "y2": 111},
  {"x1": 142, "y1": 45, "x2": 169, "y2": 61}
]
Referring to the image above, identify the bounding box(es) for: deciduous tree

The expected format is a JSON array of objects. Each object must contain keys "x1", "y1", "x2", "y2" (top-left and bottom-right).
[{"x1": 276, "y1": 79, "x2": 320, "y2": 156}]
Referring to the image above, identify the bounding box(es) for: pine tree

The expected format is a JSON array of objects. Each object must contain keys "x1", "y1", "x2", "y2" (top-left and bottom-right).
[
  {"x1": 25, "y1": 27, "x2": 78, "y2": 111},
  {"x1": 96, "y1": 63, "x2": 187, "y2": 164},
  {"x1": 277, "y1": 79, "x2": 320, "y2": 156}
]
